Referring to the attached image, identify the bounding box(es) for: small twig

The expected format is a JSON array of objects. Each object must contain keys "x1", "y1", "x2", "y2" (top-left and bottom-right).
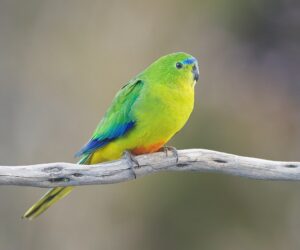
[{"x1": 0, "y1": 149, "x2": 299, "y2": 188}]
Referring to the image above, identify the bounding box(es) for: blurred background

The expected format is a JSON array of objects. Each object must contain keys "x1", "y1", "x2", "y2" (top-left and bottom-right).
[{"x1": 0, "y1": 0, "x2": 299, "y2": 249}]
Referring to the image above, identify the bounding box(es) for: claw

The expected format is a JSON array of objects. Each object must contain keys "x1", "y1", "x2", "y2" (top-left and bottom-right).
[
  {"x1": 123, "y1": 150, "x2": 140, "y2": 179},
  {"x1": 163, "y1": 146, "x2": 179, "y2": 163}
]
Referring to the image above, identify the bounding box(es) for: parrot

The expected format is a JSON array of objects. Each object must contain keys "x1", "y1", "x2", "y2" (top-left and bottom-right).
[{"x1": 23, "y1": 52, "x2": 199, "y2": 219}]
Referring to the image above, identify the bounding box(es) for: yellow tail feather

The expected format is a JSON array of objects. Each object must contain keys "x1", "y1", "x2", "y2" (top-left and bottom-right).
[{"x1": 22, "y1": 186, "x2": 74, "y2": 220}]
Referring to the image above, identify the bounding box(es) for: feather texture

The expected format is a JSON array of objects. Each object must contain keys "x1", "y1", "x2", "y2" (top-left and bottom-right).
[{"x1": 75, "y1": 80, "x2": 143, "y2": 157}]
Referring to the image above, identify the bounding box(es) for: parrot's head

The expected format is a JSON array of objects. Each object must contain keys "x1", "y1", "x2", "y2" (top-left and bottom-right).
[{"x1": 144, "y1": 52, "x2": 199, "y2": 87}]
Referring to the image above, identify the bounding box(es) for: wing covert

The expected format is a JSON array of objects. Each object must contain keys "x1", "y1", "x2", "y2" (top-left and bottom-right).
[{"x1": 75, "y1": 79, "x2": 143, "y2": 157}]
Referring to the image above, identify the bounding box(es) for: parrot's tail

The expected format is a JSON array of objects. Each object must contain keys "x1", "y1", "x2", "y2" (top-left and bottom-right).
[
  {"x1": 22, "y1": 156, "x2": 90, "y2": 220},
  {"x1": 22, "y1": 186, "x2": 74, "y2": 220}
]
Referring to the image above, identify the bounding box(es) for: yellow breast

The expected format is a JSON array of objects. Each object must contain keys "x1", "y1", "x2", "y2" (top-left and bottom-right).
[{"x1": 90, "y1": 80, "x2": 195, "y2": 164}]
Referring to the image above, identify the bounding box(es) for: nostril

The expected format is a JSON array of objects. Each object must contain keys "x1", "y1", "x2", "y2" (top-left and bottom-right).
[{"x1": 192, "y1": 65, "x2": 197, "y2": 71}]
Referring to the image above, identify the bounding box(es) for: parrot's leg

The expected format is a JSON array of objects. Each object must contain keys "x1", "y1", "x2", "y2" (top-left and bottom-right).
[
  {"x1": 163, "y1": 146, "x2": 179, "y2": 163},
  {"x1": 123, "y1": 150, "x2": 140, "y2": 179}
]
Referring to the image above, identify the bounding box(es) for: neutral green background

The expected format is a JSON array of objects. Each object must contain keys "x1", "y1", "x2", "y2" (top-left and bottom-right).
[{"x1": 0, "y1": 0, "x2": 299, "y2": 249}]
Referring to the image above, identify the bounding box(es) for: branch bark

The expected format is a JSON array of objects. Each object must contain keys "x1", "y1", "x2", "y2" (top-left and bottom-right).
[{"x1": 0, "y1": 149, "x2": 299, "y2": 188}]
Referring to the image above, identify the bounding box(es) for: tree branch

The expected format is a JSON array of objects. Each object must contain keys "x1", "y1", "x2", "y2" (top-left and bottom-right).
[{"x1": 0, "y1": 149, "x2": 299, "y2": 188}]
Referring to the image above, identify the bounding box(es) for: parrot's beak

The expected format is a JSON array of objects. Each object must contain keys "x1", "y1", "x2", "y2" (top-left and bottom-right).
[{"x1": 192, "y1": 64, "x2": 199, "y2": 82}]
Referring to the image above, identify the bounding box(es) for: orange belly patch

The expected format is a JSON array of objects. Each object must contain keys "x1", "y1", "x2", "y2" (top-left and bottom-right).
[{"x1": 132, "y1": 141, "x2": 165, "y2": 155}]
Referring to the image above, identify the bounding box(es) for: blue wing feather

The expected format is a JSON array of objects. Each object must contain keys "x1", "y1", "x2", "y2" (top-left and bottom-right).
[
  {"x1": 75, "y1": 79, "x2": 143, "y2": 158},
  {"x1": 75, "y1": 121, "x2": 135, "y2": 157}
]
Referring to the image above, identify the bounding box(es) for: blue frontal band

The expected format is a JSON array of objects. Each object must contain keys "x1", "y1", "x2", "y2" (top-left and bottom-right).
[{"x1": 182, "y1": 57, "x2": 197, "y2": 65}]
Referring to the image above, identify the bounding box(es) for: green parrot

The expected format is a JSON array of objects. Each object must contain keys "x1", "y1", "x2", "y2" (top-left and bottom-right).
[{"x1": 23, "y1": 52, "x2": 199, "y2": 219}]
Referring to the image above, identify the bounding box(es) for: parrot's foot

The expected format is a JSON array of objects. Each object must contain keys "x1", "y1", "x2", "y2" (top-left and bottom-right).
[
  {"x1": 123, "y1": 150, "x2": 140, "y2": 179},
  {"x1": 163, "y1": 146, "x2": 179, "y2": 163}
]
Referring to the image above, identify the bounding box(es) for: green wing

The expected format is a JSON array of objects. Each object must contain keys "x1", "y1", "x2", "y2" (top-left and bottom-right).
[{"x1": 75, "y1": 79, "x2": 144, "y2": 157}]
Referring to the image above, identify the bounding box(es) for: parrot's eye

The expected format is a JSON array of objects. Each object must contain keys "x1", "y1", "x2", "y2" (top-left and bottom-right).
[{"x1": 176, "y1": 62, "x2": 183, "y2": 69}]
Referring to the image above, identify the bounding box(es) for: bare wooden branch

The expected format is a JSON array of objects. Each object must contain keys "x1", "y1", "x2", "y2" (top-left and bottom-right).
[{"x1": 0, "y1": 149, "x2": 299, "y2": 188}]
